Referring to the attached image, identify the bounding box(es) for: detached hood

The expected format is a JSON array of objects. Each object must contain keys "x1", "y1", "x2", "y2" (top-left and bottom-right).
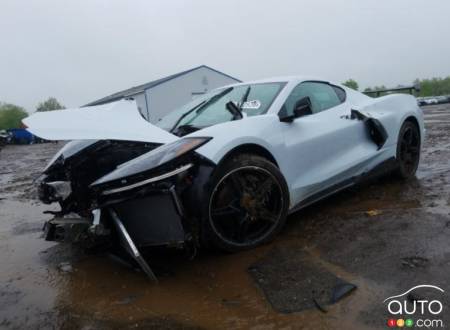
[{"x1": 23, "y1": 99, "x2": 178, "y2": 144}]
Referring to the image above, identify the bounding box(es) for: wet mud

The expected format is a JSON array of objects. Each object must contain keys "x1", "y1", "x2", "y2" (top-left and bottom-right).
[{"x1": 1, "y1": 104, "x2": 450, "y2": 329}]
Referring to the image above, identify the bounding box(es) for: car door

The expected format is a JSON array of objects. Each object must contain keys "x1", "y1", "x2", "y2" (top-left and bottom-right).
[{"x1": 279, "y1": 81, "x2": 378, "y2": 206}]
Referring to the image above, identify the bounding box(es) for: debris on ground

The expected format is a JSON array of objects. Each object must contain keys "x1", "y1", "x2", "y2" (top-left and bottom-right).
[
  {"x1": 365, "y1": 209, "x2": 382, "y2": 217},
  {"x1": 400, "y1": 256, "x2": 429, "y2": 268},
  {"x1": 115, "y1": 295, "x2": 140, "y2": 305},
  {"x1": 58, "y1": 262, "x2": 73, "y2": 273},
  {"x1": 248, "y1": 247, "x2": 356, "y2": 313},
  {"x1": 313, "y1": 298, "x2": 328, "y2": 313},
  {"x1": 330, "y1": 283, "x2": 357, "y2": 304}
]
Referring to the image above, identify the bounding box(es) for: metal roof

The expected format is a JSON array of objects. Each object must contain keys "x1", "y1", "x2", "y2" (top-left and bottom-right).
[{"x1": 85, "y1": 65, "x2": 241, "y2": 107}]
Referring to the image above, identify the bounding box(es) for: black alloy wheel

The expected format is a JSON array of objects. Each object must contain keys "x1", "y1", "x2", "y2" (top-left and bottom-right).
[
  {"x1": 396, "y1": 120, "x2": 421, "y2": 179},
  {"x1": 205, "y1": 154, "x2": 289, "y2": 252}
]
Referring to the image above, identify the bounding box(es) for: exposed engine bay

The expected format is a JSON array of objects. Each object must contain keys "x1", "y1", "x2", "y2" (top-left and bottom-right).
[{"x1": 38, "y1": 138, "x2": 215, "y2": 280}]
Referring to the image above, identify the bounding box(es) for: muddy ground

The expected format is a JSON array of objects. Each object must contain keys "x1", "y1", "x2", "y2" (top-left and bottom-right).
[{"x1": 1, "y1": 104, "x2": 449, "y2": 329}]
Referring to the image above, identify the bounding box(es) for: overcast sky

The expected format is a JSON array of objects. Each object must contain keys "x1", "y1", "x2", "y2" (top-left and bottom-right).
[{"x1": 1, "y1": 0, "x2": 449, "y2": 112}]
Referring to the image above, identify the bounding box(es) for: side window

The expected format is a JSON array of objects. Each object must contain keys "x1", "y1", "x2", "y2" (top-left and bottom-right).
[
  {"x1": 281, "y1": 82, "x2": 344, "y2": 117},
  {"x1": 332, "y1": 85, "x2": 346, "y2": 103}
]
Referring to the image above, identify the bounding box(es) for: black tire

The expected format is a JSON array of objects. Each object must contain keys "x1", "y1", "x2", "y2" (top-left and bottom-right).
[
  {"x1": 395, "y1": 120, "x2": 421, "y2": 179},
  {"x1": 202, "y1": 154, "x2": 289, "y2": 252}
]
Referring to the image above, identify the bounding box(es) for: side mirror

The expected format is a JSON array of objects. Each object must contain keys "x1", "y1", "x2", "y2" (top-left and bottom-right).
[
  {"x1": 293, "y1": 97, "x2": 312, "y2": 117},
  {"x1": 279, "y1": 97, "x2": 313, "y2": 123}
]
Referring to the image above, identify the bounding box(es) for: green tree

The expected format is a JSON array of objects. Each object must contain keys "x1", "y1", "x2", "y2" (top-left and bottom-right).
[
  {"x1": 414, "y1": 76, "x2": 450, "y2": 97},
  {"x1": 36, "y1": 97, "x2": 65, "y2": 112},
  {"x1": 342, "y1": 79, "x2": 359, "y2": 91},
  {"x1": 362, "y1": 85, "x2": 388, "y2": 97},
  {"x1": 0, "y1": 103, "x2": 28, "y2": 130}
]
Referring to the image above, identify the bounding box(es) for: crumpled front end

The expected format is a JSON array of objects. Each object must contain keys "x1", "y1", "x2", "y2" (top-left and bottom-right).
[{"x1": 38, "y1": 137, "x2": 215, "y2": 279}]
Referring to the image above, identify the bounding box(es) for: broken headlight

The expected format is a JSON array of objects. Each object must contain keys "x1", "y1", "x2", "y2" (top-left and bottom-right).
[
  {"x1": 44, "y1": 140, "x2": 98, "y2": 173},
  {"x1": 91, "y1": 137, "x2": 211, "y2": 186}
]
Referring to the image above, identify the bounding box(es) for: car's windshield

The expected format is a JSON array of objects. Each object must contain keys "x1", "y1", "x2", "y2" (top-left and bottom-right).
[{"x1": 156, "y1": 82, "x2": 286, "y2": 132}]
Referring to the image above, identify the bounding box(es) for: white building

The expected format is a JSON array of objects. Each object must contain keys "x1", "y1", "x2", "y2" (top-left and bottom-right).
[{"x1": 85, "y1": 65, "x2": 240, "y2": 123}]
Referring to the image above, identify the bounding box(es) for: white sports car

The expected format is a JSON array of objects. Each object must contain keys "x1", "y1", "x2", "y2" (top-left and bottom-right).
[{"x1": 24, "y1": 77, "x2": 424, "y2": 279}]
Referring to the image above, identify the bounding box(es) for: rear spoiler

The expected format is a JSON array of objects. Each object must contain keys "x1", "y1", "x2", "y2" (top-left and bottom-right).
[{"x1": 363, "y1": 84, "x2": 420, "y2": 97}]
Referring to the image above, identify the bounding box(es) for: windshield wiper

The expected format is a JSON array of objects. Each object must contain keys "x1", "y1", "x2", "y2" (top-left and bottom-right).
[
  {"x1": 225, "y1": 101, "x2": 243, "y2": 119},
  {"x1": 170, "y1": 87, "x2": 233, "y2": 133},
  {"x1": 225, "y1": 86, "x2": 251, "y2": 120},
  {"x1": 169, "y1": 100, "x2": 206, "y2": 133},
  {"x1": 239, "y1": 86, "x2": 251, "y2": 110},
  {"x1": 172, "y1": 124, "x2": 201, "y2": 137}
]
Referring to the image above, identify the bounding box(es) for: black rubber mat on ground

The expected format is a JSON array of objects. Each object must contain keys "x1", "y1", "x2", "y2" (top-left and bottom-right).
[{"x1": 248, "y1": 247, "x2": 353, "y2": 313}]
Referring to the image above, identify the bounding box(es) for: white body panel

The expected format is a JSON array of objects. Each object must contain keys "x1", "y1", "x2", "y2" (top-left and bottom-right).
[
  {"x1": 24, "y1": 76, "x2": 424, "y2": 209},
  {"x1": 23, "y1": 100, "x2": 177, "y2": 144},
  {"x1": 191, "y1": 79, "x2": 424, "y2": 207}
]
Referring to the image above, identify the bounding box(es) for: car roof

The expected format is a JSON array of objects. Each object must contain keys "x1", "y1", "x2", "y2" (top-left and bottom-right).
[{"x1": 221, "y1": 76, "x2": 331, "y2": 87}]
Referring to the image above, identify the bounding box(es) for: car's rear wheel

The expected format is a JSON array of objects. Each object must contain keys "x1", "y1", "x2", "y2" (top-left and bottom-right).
[
  {"x1": 203, "y1": 154, "x2": 289, "y2": 252},
  {"x1": 395, "y1": 120, "x2": 421, "y2": 179}
]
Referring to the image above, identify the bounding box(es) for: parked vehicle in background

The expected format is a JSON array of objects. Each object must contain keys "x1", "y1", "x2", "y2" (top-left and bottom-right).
[
  {"x1": 436, "y1": 96, "x2": 449, "y2": 104},
  {"x1": 0, "y1": 130, "x2": 9, "y2": 148},
  {"x1": 417, "y1": 98, "x2": 427, "y2": 106},
  {"x1": 417, "y1": 96, "x2": 450, "y2": 106},
  {"x1": 7, "y1": 128, "x2": 35, "y2": 144}
]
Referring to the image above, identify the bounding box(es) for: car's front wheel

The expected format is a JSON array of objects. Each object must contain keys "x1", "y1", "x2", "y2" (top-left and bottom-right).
[{"x1": 203, "y1": 154, "x2": 289, "y2": 252}]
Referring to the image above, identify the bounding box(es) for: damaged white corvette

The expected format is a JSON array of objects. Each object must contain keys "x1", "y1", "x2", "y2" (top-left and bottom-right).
[{"x1": 24, "y1": 77, "x2": 424, "y2": 279}]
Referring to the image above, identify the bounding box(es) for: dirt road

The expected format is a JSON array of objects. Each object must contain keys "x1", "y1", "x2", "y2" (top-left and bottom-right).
[{"x1": 1, "y1": 105, "x2": 449, "y2": 329}]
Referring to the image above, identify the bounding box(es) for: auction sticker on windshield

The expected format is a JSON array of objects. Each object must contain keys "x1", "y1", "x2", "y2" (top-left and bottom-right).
[{"x1": 241, "y1": 100, "x2": 261, "y2": 110}]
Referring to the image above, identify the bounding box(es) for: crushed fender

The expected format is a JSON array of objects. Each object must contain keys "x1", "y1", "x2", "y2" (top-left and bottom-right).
[{"x1": 350, "y1": 109, "x2": 388, "y2": 149}]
